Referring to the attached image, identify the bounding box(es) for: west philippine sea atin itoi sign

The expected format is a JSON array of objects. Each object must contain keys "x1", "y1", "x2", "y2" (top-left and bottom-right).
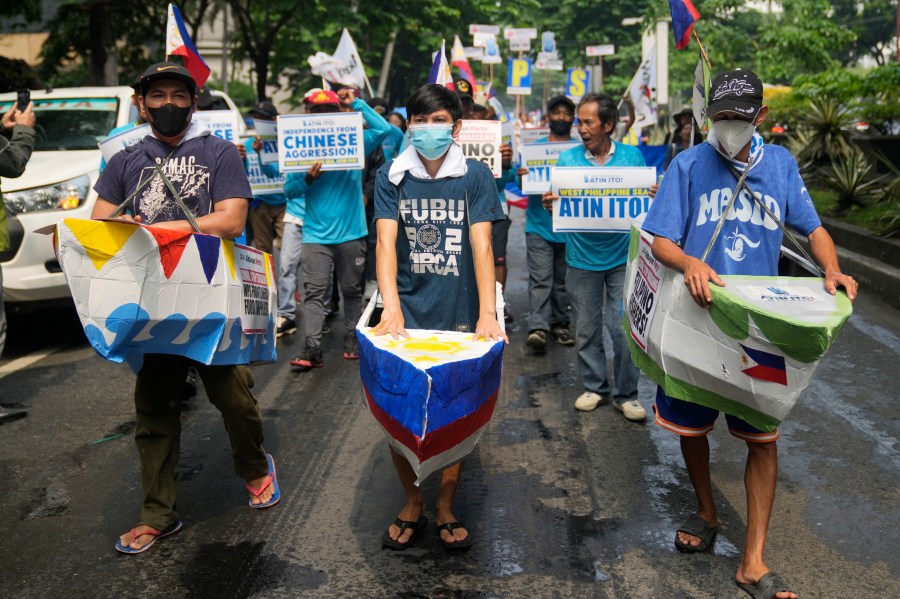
[
  {"x1": 276, "y1": 112, "x2": 364, "y2": 173},
  {"x1": 551, "y1": 166, "x2": 655, "y2": 232}
]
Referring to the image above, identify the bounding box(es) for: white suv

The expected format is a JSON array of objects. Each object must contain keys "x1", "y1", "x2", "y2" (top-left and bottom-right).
[
  {"x1": 0, "y1": 87, "x2": 246, "y2": 306},
  {"x1": 0, "y1": 86, "x2": 136, "y2": 305}
]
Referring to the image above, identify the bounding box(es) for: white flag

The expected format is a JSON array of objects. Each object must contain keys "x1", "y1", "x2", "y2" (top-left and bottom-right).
[
  {"x1": 308, "y1": 51, "x2": 356, "y2": 85},
  {"x1": 627, "y1": 47, "x2": 658, "y2": 130},
  {"x1": 332, "y1": 28, "x2": 373, "y2": 95}
]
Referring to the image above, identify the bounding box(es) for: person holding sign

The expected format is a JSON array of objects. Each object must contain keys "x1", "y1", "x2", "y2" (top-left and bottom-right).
[
  {"x1": 642, "y1": 69, "x2": 857, "y2": 599},
  {"x1": 373, "y1": 84, "x2": 507, "y2": 550},
  {"x1": 286, "y1": 87, "x2": 391, "y2": 370},
  {"x1": 92, "y1": 62, "x2": 281, "y2": 554},
  {"x1": 542, "y1": 93, "x2": 647, "y2": 422},
  {"x1": 518, "y1": 95, "x2": 578, "y2": 351}
]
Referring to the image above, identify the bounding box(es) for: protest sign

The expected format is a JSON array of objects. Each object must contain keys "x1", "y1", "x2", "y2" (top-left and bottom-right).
[
  {"x1": 98, "y1": 124, "x2": 152, "y2": 163},
  {"x1": 551, "y1": 166, "x2": 656, "y2": 232},
  {"x1": 456, "y1": 120, "x2": 502, "y2": 178},
  {"x1": 623, "y1": 226, "x2": 852, "y2": 432},
  {"x1": 277, "y1": 112, "x2": 364, "y2": 173},
  {"x1": 246, "y1": 151, "x2": 285, "y2": 196},
  {"x1": 192, "y1": 110, "x2": 241, "y2": 142},
  {"x1": 253, "y1": 119, "x2": 279, "y2": 165},
  {"x1": 507, "y1": 58, "x2": 533, "y2": 95},
  {"x1": 519, "y1": 141, "x2": 580, "y2": 194},
  {"x1": 566, "y1": 68, "x2": 590, "y2": 100},
  {"x1": 501, "y1": 120, "x2": 516, "y2": 162},
  {"x1": 520, "y1": 127, "x2": 550, "y2": 145}
]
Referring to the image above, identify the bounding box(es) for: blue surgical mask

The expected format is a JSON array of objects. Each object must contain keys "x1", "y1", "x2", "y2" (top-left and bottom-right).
[{"x1": 408, "y1": 124, "x2": 454, "y2": 160}]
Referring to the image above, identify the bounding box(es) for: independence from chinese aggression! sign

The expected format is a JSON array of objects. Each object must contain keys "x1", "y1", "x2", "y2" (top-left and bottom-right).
[
  {"x1": 277, "y1": 112, "x2": 364, "y2": 173},
  {"x1": 551, "y1": 166, "x2": 656, "y2": 232}
]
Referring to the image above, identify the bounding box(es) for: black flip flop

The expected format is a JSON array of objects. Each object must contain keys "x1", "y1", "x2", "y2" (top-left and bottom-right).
[
  {"x1": 737, "y1": 571, "x2": 795, "y2": 599},
  {"x1": 437, "y1": 521, "x2": 474, "y2": 550},
  {"x1": 674, "y1": 515, "x2": 718, "y2": 552},
  {"x1": 381, "y1": 516, "x2": 427, "y2": 550}
]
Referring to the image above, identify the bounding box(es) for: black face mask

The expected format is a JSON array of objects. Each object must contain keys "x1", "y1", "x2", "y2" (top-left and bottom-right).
[
  {"x1": 548, "y1": 118, "x2": 573, "y2": 136},
  {"x1": 147, "y1": 103, "x2": 192, "y2": 137}
]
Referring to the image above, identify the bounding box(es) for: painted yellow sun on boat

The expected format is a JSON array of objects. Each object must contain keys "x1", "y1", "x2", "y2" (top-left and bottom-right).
[{"x1": 363, "y1": 329, "x2": 499, "y2": 367}]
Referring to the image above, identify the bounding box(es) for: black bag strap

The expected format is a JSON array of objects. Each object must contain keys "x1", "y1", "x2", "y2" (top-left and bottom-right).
[
  {"x1": 106, "y1": 143, "x2": 201, "y2": 233},
  {"x1": 720, "y1": 159, "x2": 824, "y2": 276}
]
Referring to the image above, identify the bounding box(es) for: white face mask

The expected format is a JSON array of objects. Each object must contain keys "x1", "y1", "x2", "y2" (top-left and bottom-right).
[{"x1": 712, "y1": 119, "x2": 756, "y2": 159}]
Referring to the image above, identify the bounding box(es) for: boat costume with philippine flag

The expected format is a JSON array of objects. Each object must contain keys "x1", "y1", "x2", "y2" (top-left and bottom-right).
[{"x1": 358, "y1": 145, "x2": 506, "y2": 484}]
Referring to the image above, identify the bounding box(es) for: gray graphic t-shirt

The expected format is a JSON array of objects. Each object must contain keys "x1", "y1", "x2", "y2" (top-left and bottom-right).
[{"x1": 95, "y1": 129, "x2": 252, "y2": 224}]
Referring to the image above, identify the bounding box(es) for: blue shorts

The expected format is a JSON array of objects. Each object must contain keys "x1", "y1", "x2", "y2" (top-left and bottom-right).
[{"x1": 653, "y1": 386, "x2": 779, "y2": 443}]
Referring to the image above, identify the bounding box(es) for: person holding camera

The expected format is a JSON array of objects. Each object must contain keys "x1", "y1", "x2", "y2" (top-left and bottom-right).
[{"x1": 0, "y1": 99, "x2": 36, "y2": 424}]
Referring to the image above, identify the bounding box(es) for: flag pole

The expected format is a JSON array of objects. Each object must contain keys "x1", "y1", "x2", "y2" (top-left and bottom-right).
[{"x1": 691, "y1": 29, "x2": 712, "y2": 70}]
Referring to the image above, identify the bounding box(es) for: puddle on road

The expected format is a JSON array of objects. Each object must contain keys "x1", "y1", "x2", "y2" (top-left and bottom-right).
[{"x1": 24, "y1": 480, "x2": 70, "y2": 520}]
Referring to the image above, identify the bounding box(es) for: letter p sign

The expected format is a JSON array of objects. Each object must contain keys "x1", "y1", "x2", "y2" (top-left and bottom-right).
[{"x1": 507, "y1": 58, "x2": 533, "y2": 95}]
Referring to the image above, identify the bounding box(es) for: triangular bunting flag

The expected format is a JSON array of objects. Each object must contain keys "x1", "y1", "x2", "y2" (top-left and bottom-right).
[
  {"x1": 145, "y1": 228, "x2": 193, "y2": 279},
  {"x1": 193, "y1": 234, "x2": 221, "y2": 283},
  {"x1": 63, "y1": 218, "x2": 138, "y2": 271},
  {"x1": 221, "y1": 239, "x2": 236, "y2": 280}
]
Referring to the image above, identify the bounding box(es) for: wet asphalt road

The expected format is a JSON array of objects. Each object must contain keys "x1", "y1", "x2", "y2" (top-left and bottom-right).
[{"x1": 1, "y1": 211, "x2": 898, "y2": 599}]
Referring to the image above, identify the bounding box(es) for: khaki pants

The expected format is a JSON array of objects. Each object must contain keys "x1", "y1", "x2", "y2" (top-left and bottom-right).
[
  {"x1": 133, "y1": 355, "x2": 268, "y2": 530},
  {"x1": 250, "y1": 203, "x2": 286, "y2": 254}
]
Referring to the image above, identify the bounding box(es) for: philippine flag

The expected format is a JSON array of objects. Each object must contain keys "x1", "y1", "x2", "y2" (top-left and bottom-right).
[
  {"x1": 166, "y1": 4, "x2": 211, "y2": 88},
  {"x1": 451, "y1": 35, "x2": 477, "y2": 87},
  {"x1": 740, "y1": 344, "x2": 788, "y2": 386},
  {"x1": 669, "y1": 0, "x2": 701, "y2": 50},
  {"x1": 504, "y1": 182, "x2": 528, "y2": 210},
  {"x1": 427, "y1": 39, "x2": 453, "y2": 87}
]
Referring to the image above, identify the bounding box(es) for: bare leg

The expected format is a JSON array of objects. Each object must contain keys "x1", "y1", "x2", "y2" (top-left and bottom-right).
[
  {"x1": 677, "y1": 435, "x2": 718, "y2": 548},
  {"x1": 386, "y1": 447, "x2": 425, "y2": 544},
  {"x1": 435, "y1": 462, "x2": 468, "y2": 544},
  {"x1": 735, "y1": 441, "x2": 797, "y2": 598}
]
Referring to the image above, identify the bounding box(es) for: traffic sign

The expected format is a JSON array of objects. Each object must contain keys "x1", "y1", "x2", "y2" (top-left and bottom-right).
[
  {"x1": 507, "y1": 58, "x2": 533, "y2": 94},
  {"x1": 586, "y1": 44, "x2": 616, "y2": 57},
  {"x1": 566, "y1": 68, "x2": 590, "y2": 99},
  {"x1": 504, "y1": 27, "x2": 537, "y2": 39},
  {"x1": 470, "y1": 24, "x2": 500, "y2": 35}
]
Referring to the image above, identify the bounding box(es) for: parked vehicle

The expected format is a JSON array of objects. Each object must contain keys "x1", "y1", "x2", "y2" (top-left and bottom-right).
[{"x1": 0, "y1": 86, "x2": 244, "y2": 307}]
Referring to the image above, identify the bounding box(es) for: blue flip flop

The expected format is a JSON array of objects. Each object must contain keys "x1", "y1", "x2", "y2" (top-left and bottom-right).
[
  {"x1": 247, "y1": 453, "x2": 281, "y2": 509},
  {"x1": 115, "y1": 519, "x2": 183, "y2": 554}
]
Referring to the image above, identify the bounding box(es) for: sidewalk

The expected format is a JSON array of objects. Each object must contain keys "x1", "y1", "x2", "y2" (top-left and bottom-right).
[{"x1": 789, "y1": 216, "x2": 900, "y2": 305}]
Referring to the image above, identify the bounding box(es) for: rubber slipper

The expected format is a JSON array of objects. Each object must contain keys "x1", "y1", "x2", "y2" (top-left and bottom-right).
[
  {"x1": 382, "y1": 516, "x2": 427, "y2": 550},
  {"x1": 115, "y1": 519, "x2": 183, "y2": 554},
  {"x1": 737, "y1": 571, "x2": 795, "y2": 599},
  {"x1": 674, "y1": 514, "x2": 718, "y2": 552},
  {"x1": 247, "y1": 453, "x2": 281, "y2": 509},
  {"x1": 437, "y1": 521, "x2": 474, "y2": 550}
]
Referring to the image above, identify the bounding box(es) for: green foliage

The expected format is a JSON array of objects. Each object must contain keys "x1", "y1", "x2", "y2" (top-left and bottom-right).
[
  {"x1": 793, "y1": 95, "x2": 856, "y2": 167},
  {"x1": 820, "y1": 149, "x2": 884, "y2": 211}
]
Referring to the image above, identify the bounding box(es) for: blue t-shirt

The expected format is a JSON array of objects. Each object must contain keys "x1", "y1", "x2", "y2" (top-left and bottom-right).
[
  {"x1": 382, "y1": 124, "x2": 406, "y2": 160},
  {"x1": 374, "y1": 159, "x2": 504, "y2": 331},
  {"x1": 523, "y1": 135, "x2": 567, "y2": 244},
  {"x1": 283, "y1": 98, "x2": 391, "y2": 245},
  {"x1": 556, "y1": 141, "x2": 646, "y2": 271},
  {"x1": 94, "y1": 131, "x2": 252, "y2": 224},
  {"x1": 642, "y1": 142, "x2": 821, "y2": 276}
]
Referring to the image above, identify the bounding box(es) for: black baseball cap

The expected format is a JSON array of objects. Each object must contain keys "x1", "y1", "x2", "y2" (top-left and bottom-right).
[
  {"x1": 453, "y1": 78, "x2": 474, "y2": 97},
  {"x1": 707, "y1": 68, "x2": 763, "y2": 120},
  {"x1": 547, "y1": 94, "x2": 575, "y2": 114},
  {"x1": 139, "y1": 62, "x2": 197, "y2": 97},
  {"x1": 251, "y1": 100, "x2": 278, "y2": 117}
]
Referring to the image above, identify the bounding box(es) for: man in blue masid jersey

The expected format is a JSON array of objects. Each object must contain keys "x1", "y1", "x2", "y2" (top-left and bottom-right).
[
  {"x1": 373, "y1": 83, "x2": 508, "y2": 551},
  {"x1": 643, "y1": 68, "x2": 858, "y2": 599}
]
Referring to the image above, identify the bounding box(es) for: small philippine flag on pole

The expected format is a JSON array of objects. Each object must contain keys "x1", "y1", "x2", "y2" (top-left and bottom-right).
[
  {"x1": 166, "y1": 4, "x2": 211, "y2": 88},
  {"x1": 669, "y1": 0, "x2": 701, "y2": 50},
  {"x1": 427, "y1": 39, "x2": 453, "y2": 87},
  {"x1": 740, "y1": 344, "x2": 788, "y2": 386}
]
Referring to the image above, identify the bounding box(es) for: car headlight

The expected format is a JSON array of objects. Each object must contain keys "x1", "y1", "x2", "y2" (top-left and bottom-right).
[{"x1": 4, "y1": 174, "x2": 90, "y2": 214}]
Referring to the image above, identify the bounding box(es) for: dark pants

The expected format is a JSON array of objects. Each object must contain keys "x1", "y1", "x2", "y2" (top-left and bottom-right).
[{"x1": 133, "y1": 354, "x2": 268, "y2": 530}]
